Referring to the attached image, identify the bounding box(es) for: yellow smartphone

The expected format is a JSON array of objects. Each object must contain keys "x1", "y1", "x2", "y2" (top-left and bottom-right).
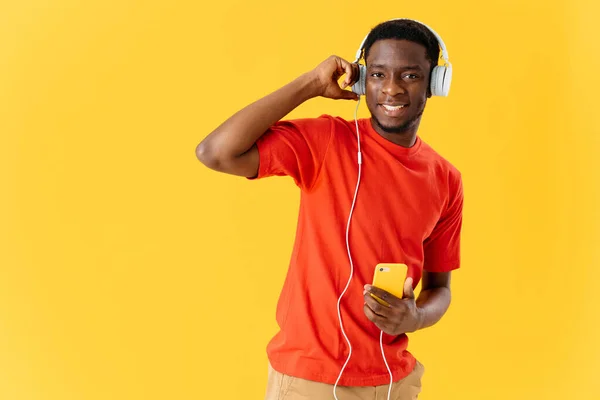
[{"x1": 371, "y1": 263, "x2": 408, "y2": 306}]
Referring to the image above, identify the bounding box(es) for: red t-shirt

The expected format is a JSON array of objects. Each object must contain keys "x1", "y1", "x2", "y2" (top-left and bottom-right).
[{"x1": 250, "y1": 114, "x2": 463, "y2": 386}]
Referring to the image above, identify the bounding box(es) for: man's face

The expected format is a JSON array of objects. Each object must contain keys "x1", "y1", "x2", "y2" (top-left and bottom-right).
[{"x1": 365, "y1": 39, "x2": 432, "y2": 136}]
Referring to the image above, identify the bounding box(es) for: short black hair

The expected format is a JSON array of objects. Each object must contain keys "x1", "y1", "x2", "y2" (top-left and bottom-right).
[{"x1": 363, "y1": 19, "x2": 440, "y2": 71}]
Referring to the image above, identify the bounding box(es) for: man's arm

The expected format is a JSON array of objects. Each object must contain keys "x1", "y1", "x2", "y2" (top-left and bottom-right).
[
  {"x1": 414, "y1": 270, "x2": 452, "y2": 330},
  {"x1": 364, "y1": 172, "x2": 463, "y2": 335},
  {"x1": 195, "y1": 56, "x2": 359, "y2": 178}
]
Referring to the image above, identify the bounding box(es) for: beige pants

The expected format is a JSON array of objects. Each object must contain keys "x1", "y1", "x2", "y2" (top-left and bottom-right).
[{"x1": 264, "y1": 361, "x2": 424, "y2": 400}]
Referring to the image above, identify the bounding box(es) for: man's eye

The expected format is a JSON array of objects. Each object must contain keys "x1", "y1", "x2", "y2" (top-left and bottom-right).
[
  {"x1": 370, "y1": 73, "x2": 384, "y2": 78},
  {"x1": 404, "y1": 74, "x2": 418, "y2": 80}
]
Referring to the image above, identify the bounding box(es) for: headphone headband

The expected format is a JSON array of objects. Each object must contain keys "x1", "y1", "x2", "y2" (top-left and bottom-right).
[
  {"x1": 353, "y1": 18, "x2": 449, "y2": 64},
  {"x1": 350, "y1": 18, "x2": 453, "y2": 97}
]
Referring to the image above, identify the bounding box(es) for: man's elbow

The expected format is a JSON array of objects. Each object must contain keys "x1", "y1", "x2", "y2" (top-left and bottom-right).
[
  {"x1": 195, "y1": 140, "x2": 221, "y2": 170},
  {"x1": 195, "y1": 138, "x2": 258, "y2": 177}
]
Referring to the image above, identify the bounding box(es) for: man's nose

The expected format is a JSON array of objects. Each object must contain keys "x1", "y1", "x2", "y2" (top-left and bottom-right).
[{"x1": 382, "y1": 78, "x2": 407, "y2": 96}]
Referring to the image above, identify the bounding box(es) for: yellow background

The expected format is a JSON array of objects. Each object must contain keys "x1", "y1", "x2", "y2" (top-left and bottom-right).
[{"x1": 1, "y1": 0, "x2": 599, "y2": 399}]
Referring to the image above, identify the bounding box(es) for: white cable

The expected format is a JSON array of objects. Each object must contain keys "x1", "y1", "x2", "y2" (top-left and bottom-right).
[
  {"x1": 333, "y1": 97, "x2": 362, "y2": 400},
  {"x1": 333, "y1": 97, "x2": 394, "y2": 400},
  {"x1": 380, "y1": 330, "x2": 393, "y2": 400}
]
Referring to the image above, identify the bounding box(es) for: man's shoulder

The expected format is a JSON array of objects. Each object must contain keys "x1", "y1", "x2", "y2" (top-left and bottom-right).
[
  {"x1": 419, "y1": 139, "x2": 462, "y2": 179},
  {"x1": 315, "y1": 114, "x2": 356, "y2": 130}
]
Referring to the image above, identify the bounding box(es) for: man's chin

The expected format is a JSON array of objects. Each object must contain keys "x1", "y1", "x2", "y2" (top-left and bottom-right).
[
  {"x1": 374, "y1": 117, "x2": 411, "y2": 134},
  {"x1": 380, "y1": 124, "x2": 409, "y2": 134}
]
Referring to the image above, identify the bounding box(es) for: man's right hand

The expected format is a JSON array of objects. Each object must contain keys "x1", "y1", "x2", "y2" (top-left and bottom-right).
[{"x1": 309, "y1": 56, "x2": 360, "y2": 101}]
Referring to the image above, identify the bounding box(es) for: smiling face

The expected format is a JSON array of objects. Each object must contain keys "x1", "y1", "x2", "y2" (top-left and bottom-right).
[{"x1": 365, "y1": 39, "x2": 433, "y2": 144}]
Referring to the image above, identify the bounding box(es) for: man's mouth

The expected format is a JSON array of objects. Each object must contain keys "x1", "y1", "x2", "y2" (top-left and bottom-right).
[
  {"x1": 382, "y1": 104, "x2": 406, "y2": 111},
  {"x1": 380, "y1": 104, "x2": 408, "y2": 117}
]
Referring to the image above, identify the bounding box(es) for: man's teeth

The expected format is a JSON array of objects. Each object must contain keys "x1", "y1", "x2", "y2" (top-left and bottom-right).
[{"x1": 382, "y1": 105, "x2": 405, "y2": 110}]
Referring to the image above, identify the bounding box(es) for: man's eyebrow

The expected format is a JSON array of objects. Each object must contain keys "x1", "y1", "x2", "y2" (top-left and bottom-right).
[{"x1": 368, "y1": 64, "x2": 424, "y2": 70}]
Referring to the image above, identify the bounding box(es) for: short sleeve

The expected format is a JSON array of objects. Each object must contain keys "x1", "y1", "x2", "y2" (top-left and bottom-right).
[
  {"x1": 423, "y1": 170, "x2": 464, "y2": 273},
  {"x1": 249, "y1": 115, "x2": 334, "y2": 191}
]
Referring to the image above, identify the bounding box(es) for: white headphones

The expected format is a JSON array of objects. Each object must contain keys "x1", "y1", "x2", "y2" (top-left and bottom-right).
[{"x1": 351, "y1": 18, "x2": 453, "y2": 97}]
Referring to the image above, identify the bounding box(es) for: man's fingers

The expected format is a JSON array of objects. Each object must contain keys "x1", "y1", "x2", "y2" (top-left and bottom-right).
[
  {"x1": 351, "y1": 63, "x2": 359, "y2": 85},
  {"x1": 337, "y1": 57, "x2": 358, "y2": 89},
  {"x1": 365, "y1": 285, "x2": 402, "y2": 306},
  {"x1": 331, "y1": 85, "x2": 358, "y2": 100},
  {"x1": 339, "y1": 89, "x2": 359, "y2": 100},
  {"x1": 342, "y1": 60, "x2": 354, "y2": 89},
  {"x1": 404, "y1": 277, "x2": 415, "y2": 299},
  {"x1": 364, "y1": 292, "x2": 391, "y2": 318},
  {"x1": 363, "y1": 304, "x2": 386, "y2": 329},
  {"x1": 318, "y1": 56, "x2": 359, "y2": 100}
]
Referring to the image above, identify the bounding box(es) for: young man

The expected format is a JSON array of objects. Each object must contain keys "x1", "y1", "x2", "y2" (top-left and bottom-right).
[{"x1": 196, "y1": 19, "x2": 463, "y2": 400}]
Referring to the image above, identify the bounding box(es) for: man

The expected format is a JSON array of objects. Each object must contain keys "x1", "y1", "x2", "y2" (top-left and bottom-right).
[{"x1": 196, "y1": 19, "x2": 463, "y2": 400}]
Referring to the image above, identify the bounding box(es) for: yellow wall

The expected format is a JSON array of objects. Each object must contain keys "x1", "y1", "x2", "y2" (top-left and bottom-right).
[{"x1": 1, "y1": 0, "x2": 598, "y2": 399}]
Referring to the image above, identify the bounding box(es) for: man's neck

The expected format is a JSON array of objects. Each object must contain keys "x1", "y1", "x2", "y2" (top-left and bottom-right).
[{"x1": 369, "y1": 118, "x2": 419, "y2": 148}]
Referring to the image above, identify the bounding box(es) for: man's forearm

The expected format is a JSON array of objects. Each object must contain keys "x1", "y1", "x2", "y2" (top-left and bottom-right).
[
  {"x1": 415, "y1": 287, "x2": 452, "y2": 330},
  {"x1": 199, "y1": 73, "x2": 319, "y2": 161}
]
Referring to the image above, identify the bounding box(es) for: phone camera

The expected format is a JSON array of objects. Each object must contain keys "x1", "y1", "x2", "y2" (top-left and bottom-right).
[{"x1": 380, "y1": 268, "x2": 383, "y2": 271}]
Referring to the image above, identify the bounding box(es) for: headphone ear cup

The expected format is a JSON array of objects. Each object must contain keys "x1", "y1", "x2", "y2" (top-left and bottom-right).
[
  {"x1": 430, "y1": 66, "x2": 442, "y2": 96},
  {"x1": 351, "y1": 64, "x2": 367, "y2": 96},
  {"x1": 430, "y1": 64, "x2": 452, "y2": 97},
  {"x1": 442, "y1": 63, "x2": 452, "y2": 96}
]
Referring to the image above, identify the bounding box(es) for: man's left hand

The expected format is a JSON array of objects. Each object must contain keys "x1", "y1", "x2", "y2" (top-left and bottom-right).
[{"x1": 363, "y1": 278, "x2": 424, "y2": 336}]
